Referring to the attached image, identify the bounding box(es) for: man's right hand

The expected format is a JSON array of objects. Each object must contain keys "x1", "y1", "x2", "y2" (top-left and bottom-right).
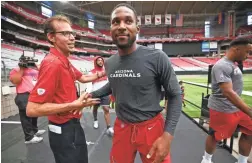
[
  {"x1": 18, "y1": 62, "x2": 27, "y2": 68},
  {"x1": 72, "y1": 92, "x2": 100, "y2": 108},
  {"x1": 57, "y1": 93, "x2": 100, "y2": 116}
]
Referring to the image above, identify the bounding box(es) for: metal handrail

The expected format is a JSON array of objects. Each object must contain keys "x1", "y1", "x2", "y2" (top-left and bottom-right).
[{"x1": 182, "y1": 80, "x2": 236, "y2": 154}]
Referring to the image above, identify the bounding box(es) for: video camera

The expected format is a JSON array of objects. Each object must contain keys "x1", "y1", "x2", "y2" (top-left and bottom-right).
[{"x1": 18, "y1": 50, "x2": 38, "y2": 68}]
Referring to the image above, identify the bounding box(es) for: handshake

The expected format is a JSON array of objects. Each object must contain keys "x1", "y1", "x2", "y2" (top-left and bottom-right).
[{"x1": 58, "y1": 92, "x2": 100, "y2": 116}]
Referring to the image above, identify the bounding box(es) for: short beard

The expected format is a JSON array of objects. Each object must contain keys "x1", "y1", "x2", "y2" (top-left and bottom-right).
[
  {"x1": 97, "y1": 64, "x2": 103, "y2": 67},
  {"x1": 114, "y1": 36, "x2": 136, "y2": 49}
]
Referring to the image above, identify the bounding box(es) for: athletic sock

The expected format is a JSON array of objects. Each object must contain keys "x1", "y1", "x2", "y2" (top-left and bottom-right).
[
  {"x1": 204, "y1": 151, "x2": 213, "y2": 161},
  {"x1": 237, "y1": 154, "x2": 248, "y2": 163},
  {"x1": 107, "y1": 125, "x2": 111, "y2": 129}
]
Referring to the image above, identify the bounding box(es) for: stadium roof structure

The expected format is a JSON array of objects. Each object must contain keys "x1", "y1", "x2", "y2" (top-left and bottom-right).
[{"x1": 49, "y1": 1, "x2": 251, "y2": 21}]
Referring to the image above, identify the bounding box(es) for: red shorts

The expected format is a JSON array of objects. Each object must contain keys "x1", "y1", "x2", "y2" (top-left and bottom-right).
[
  {"x1": 210, "y1": 109, "x2": 252, "y2": 141},
  {"x1": 110, "y1": 114, "x2": 171, "y2": 163}
]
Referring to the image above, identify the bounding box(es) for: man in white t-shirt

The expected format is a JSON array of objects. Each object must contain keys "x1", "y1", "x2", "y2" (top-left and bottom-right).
[{"x1": 90, "y1": 57, "x2": 114, "y2": 136}]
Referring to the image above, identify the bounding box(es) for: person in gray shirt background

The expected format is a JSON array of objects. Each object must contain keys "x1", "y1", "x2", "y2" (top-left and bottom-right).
[
  {"x1": 90, "y1": 3, "x2": 182, "y2": 163},
  {"x1": 201, "y1": 37, "x2": 252, "y2": 163}
]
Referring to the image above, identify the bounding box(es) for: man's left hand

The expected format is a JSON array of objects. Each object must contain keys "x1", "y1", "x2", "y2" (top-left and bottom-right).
[{"x1": 147, "y1": 132, "x2": 173, "y2": 163}]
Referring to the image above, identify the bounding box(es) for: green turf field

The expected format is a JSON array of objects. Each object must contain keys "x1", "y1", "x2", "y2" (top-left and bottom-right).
[{"x1": 160, "y1": 74, "x2": 252, "y2": 118}]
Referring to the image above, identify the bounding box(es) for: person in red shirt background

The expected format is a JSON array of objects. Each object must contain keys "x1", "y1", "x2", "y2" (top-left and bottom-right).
[
  {"x1": 26, "y1": 15, "x2": 104, "y2": 163},
  {"x1": 90, "y1": 56, "x2": 114, "y2": 136},
  {"x1": 179, "y1": 81, "x2": 186, "y2": 107}
]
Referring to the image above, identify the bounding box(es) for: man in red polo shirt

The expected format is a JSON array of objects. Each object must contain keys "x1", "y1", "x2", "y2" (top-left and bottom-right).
[{"x1": 26, "y1": 15, "x2": 103, "y2": 163}]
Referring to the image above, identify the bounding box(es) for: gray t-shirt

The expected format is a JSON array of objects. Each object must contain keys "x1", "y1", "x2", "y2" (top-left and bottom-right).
[
  {"x1": 91, "y1": 45, "x2": 182, "y2": 135},
  {"x1": 208, "y1": 57, "x2": 243, "y2": 113}
]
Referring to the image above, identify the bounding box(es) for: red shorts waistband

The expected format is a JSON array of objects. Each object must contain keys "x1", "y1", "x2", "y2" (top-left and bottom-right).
[{"x1": 119, "y1": 114, "x2": 163, "y2": 127}]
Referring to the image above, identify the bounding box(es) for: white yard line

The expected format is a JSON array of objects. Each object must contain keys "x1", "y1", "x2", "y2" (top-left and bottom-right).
[
  {"x1": 1, "y1": 121, "x2": 21, "y2": 124},
  {"x1": 185, "y1": 81, "x2": 252, "y2": 97},
  {"x1": 88, "y1": 128, "x2": 107, "y2": 158},
  {"x1": 242, "y1": 91, "x2": 252, "y2": 96},
  {"x1": 189, "y1": 58, "x2": 209, "y2": 66}
]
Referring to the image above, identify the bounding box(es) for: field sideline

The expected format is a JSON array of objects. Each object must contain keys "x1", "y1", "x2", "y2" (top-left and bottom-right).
[{"x1": 160, "y1": 74, "x2": 252, "y2": 118}]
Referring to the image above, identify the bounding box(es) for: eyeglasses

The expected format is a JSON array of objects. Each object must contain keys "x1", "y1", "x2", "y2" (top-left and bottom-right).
[{"x1": 52, "y1": 31, "x2": 77, "y2": 37}]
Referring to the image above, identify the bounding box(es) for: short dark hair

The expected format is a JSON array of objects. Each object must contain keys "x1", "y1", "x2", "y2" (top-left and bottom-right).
[
  {"x1": 111, "y1": 3, "x2": 138, "y2": 24},
  {"x1": 230, "y1": 37, "x2": 251, "y2": 47}
]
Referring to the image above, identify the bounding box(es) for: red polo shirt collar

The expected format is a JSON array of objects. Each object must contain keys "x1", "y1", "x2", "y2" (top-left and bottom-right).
[{"x1": 49, "y1": 47, "x2": 70, "y2": 67}]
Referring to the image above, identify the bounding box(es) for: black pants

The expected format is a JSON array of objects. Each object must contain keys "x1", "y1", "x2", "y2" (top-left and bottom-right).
[
  {"x1": 15, "y1": 92, "x2": 38, "y2": 141},
  {"x1": 48, "y1": 119, "x2": 88, "y2": 163}
]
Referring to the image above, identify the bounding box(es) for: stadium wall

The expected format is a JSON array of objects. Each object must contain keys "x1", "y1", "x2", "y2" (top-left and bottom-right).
[
  {"x1": 1, "y1": 83, "x2": 19, "y2": 119},
  {"x1": 176, "y1": 69, "x2": 252, "y2": 75},
  {"x1": 210, "y1": 24, "x2": 227, "y2": 37},
  {"x1": 15, "y1": 1, "x2": 40, "y2": 14},
  {"x1": 94, "y1": 20, "x2": 110, "y2": 30},
  {"x1": 163, "y1": 42, "x2": 202, "y2": 56}
]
